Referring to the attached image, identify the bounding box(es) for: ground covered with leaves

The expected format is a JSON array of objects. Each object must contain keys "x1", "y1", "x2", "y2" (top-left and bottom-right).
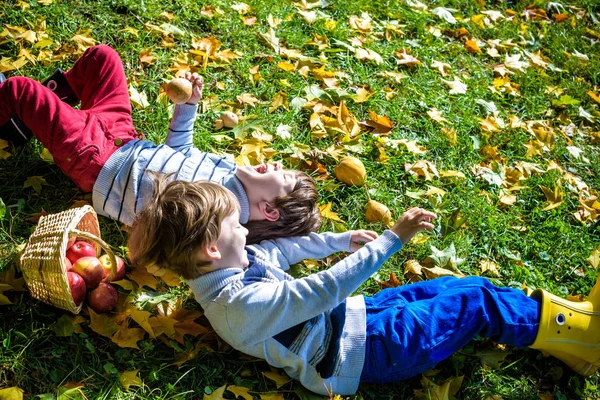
[{"x1": 1, "y1": 0, "x2": 600, "y2": 398}]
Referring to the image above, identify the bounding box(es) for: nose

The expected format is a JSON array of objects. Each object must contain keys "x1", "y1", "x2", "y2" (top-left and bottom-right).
[{"x1": 242, "y1": 226, "x2": 249, "y2": 236}]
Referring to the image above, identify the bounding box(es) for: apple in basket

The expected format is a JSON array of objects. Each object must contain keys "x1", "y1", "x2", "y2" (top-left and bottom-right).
[
  {"x1": 72, "y1": 256, "x2": 104, "y2": 289},
  {"x1": 99, "y1": 254, "x2": 126, "y2": 283},
  {"x1": 66, "y1": 241, "x2": 96, "y2": 264},
  {"x1": 67, "y1": 271, "x2": 86, "y2": 305},
  {"x1": 87, "y1": 282, "x2": 118, "y2": 313},
  {"x1": 64, "y1": 257, "x2": 73, "y2": 272}
]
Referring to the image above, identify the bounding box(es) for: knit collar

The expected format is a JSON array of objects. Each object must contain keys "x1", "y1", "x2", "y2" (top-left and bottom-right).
[
  {"x1": 222, "y1": 175, "x2": 250, "y2": 224},
  {"x1": 187, "y1": 267, "x2": 245, "y2": 305}
]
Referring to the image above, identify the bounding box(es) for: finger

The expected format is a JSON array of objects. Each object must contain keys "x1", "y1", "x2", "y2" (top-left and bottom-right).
[{"x1": 419, "y1": 221, "x2": 435, "y2": 230}]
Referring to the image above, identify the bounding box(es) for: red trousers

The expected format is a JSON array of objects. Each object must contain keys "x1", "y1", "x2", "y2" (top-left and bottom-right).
[{"x1": 0, "y1": 45, "x2": 141, "y2": 192}]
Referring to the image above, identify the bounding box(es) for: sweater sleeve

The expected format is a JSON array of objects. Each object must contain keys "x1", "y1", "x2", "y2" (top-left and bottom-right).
[
  {"x1": 165, "y1": 103, "x2": 198, "y2": 151},
  {"x1": 246, "y1": 231, "x2": 353, "y2": 271},
  {"x1": 223, "y1": 230, "x2": 402, "y2": 346}
]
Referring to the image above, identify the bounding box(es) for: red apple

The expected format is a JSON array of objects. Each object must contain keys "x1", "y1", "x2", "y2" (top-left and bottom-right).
[
  {"x1": 87, "y1": 282, "x2": 118, "y2": 313},
  {"x1": 64, "y1": 257, "x2": 73, "y2": 272},
  {"x1": 99, "y1": 254, "x2": 126, "y2": 282},
  {"x1": 66, "y1": 241, "x2": 96, "y2": 264},
  {"x1": 72, "y1": 256, "x2": 104, "y2": 289},
  {"x1": 67, "y1": 271, "x2": 86, "y2": 305}
]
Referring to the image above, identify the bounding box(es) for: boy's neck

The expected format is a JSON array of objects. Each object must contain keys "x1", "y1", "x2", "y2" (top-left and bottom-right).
[{"x1": 222, "y1": 175, "x2": 250, "y2": 223}]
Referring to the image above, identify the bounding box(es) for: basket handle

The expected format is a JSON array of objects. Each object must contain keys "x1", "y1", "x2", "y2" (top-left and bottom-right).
[{"x1": 70, "y1": 229, "x2": 119, "y2": 282}]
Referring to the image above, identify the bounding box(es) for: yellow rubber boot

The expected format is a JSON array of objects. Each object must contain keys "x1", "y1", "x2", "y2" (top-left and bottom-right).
[{"x1": 529, "y1": 284, "x2": 600, "y2": 376}]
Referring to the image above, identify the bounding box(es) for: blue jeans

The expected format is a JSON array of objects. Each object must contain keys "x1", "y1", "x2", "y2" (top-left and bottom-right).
[{"x1": 360, "y1": 276, "x2": 541, "y2": 383}]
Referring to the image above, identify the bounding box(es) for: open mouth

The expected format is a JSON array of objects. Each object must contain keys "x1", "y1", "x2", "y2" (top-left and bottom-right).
[{"x1": 254, "y1": 164, "x2": 268, "y2": 174}]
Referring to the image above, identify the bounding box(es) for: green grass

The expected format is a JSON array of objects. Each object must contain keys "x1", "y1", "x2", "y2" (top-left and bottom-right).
[{"x1": 1, "y1": 0, "x2": 600, "y2": 398}]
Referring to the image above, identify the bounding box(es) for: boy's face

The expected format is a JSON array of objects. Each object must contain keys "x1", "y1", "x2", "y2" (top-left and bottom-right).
[
  {"x1": 213, "y1": 210, "x2": 250, "y2": 269},
  {"x1": 236, "y1": 162, "x2": 298, "y2": 221}
]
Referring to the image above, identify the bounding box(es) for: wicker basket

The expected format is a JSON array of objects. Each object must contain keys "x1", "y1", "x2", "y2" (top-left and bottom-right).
[{"x1": 20, "y1": 205, "x2": 117, "y2": 314}]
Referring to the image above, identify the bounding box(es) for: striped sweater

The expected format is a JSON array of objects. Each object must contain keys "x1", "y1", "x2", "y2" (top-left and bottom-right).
[
  {"x1": 187, "y1": 230, "x2": 403, "y2": 395},
  {"x1": 92, "y1": 104, "x2": 250, "y2": 226}
]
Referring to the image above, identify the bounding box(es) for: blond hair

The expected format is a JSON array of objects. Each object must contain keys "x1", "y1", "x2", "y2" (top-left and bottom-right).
[{"x1": 127, "y1": 175, "x2": 237, "y2": 280}]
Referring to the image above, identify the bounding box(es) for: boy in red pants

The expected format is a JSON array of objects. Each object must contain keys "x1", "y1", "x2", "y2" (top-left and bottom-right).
[{"x1": 0, "y1": 45, "x2": 321, "y2": 243}]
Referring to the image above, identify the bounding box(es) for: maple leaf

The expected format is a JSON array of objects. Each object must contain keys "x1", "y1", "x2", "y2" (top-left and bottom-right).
[
  {"x1": 149, "y1": 315, "x2": 178, "y2": 338},
  {"x1": 227, "y1": 386, "x2": 253, "y2": 400},
  {"x1": 464, "y1": 39, "x2": 482, "y2": 54},
  {"x1": 205, "y1": 385, "x2": 227, "y2": 400},
  {"x1": 503, "y1": 53, "x2": 529, "y2": 72},
  {"x1": 377, "y1": 270, "x2": 402, "y2": 289},
  {"x1": 125, "y1": 306, "x2": 155, "y2": 337},
  {"x1": 360, "y1": 110, "x2": 393, "y2": 134},
  {"x1": 587, "y1": 247, "x2": 600, "y2": 269},
  {"x1": 523, "y1": 140, "x2": 544, "y2": 158},
  {"x1": 403, "y1": 260, "x2": 424, "y2": 283},
  {"x1": 128, "y1": 265, "x2": 159, "y2": 289},
  {"x1": 348, "y1": 13, "x2": 374, "y2": 33},
  {"x1": 0, "y1": 387, "x2": 24, "y2": 400},
  {"x1": 431, "y1": 60, "x2": 451, "y2": 76},
  {"x1": 88, "y1": 308, "x2": 119, "y2": 338},
  {"x1": 479, "y1": 259, "x2": 500, "y2": 277},
  {"x1": 428, "y1": 243, "x2": 465, "y2": 272},
  {"x1": 432, "y1": 7, "x2": 457, "y2": 24},
  {"x1": 128, "y1": 85, "x2": 149, "y2": 109},
  {"x1": 319, "y1": 202, "x2": 344, "y2": 223},
  {"x1": 263, "y1": 370, "x2": 292, "y2": 388},
  {"x1": 405, "y1": 160, "x2": 439, "y2": 180},
  {"x1": 258, "y1": 28, "x2": 280, "y2": 53},
  {"x1": 174, "y1": 319, "x2": 209, "y2": 344},
  {"x1": 120, "y1": 370, "x2": 142, "y2": 391},
  {"x1": 139, "y1": 49, "x2": 155, "y2": 65},
  {"x1": 111, "y1": 324, "x2": 145, "y2": 349},
  {"x1": 269, "y1": 92, "x2": 289, "y2": 113},
  {"x1": 71, "y1": 29, "x2": 97, "y2": 52},
  {"x1": 23, "y1": 176, "x2": 47, "y2": 193},
  {"x1": 0, "y1": 267, "x2": 25, "y2": 291},
  {"x1": 355, "y1": 48, "x2": 383, "y2": 64},
  {"x1": 427, "y1": 107, "x2": 449, "y2": 124},
  {"x1": 395, "y1": 48, "x2": 422, "y2": 67},
  {"x1": 0, "y1": 284, "x2": 13, "y2": 305},
  {"x1": 442, "y1": 76, "x2": 467, "y2": 94},
  {"x1": 416, "y1": 375, "x2": 463, "y2": 400},
  {"x1": 236, "y1": 93, "x2": 258, "y2": 108},
  {"x1": 540, "y1": 185, "x2": 564, "y2": 211}
]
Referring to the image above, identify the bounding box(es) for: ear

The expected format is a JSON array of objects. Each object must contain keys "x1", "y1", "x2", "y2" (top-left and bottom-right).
[
  {"x1": 200, "y1": 243, "x2": 222, "y2": 261},
  {"x1": 259, "y1": 201, "x2": 280, "y2": 222}
]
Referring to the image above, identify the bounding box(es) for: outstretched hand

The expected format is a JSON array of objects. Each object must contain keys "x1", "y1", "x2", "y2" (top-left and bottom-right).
[
  {"x1": 391, "y1": 208, "x2": 437, "y2": 244},
  {"x1": 349, "y1": 230, "x2": 379, "y2": 252},
  {"x1": 184, "y1": 72, "x2": 204, "y2": 105}
]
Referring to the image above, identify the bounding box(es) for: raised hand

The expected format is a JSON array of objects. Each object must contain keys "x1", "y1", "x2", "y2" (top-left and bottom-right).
[{"x1": 390, "y1": 208, "x2": 437, "y2": 245}]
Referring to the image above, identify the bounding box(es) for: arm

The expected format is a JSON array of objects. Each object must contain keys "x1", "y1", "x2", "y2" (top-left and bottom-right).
[
  {"x1": 225, "y1": 230, "x2": 402, "y2": 346},
  {"x1": 247, "y1": 231, "x2": 352, "y2": 271},
  {"x1": 222, "y1": 208, "x2": 437, "y2": 346},
  {"x1": 165, "y1": 73, "x2": 204, "y2": 152}
]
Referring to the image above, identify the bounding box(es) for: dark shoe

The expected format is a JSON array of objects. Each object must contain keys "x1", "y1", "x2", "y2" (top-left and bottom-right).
[
  {"x1": 0, "y1": 73, "x2": 33, "y2": 146},
  {"x1": 42, "y1": 68, "x2": 78, "y2": 106},
  {"x1": 0, "y1": 69, "x2": 79, "y2": 146}
]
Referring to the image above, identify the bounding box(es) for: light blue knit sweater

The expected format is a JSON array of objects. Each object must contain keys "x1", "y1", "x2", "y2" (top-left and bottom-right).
[
  {"x1": 92, "y1": 104, "x2": 250, "y2": 226},
  {"x1": 187, "y1": 230, "x2": 403, "y2": 395}
]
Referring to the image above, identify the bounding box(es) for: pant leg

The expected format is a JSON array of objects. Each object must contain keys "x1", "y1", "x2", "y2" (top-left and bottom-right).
[
  {"x1": 64, "y1": 45, "x2": 140, "y2": 141},
  {"x1": 360, "y1": 276, "x2": 541, "y2": 383},
  {"x1": 0, "y1": 76, "x2": 107, "y2": 192}
]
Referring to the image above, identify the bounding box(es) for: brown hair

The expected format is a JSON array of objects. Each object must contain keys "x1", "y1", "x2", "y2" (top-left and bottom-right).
[
  {"x1": 243, "y1": 170, "x2": 322, "y2": 244},
  {"x1": 127, "y1": 175, "x2": 238, "y2": 280}
]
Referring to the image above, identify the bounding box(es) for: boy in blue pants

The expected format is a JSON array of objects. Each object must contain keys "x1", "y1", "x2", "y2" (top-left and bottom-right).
[
  {"x1": 128, "y1": 178, "x2": 600, "y2": 395},
  {"x1": 0, "y1": 45, "x2": 320, "y2": 244}
]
